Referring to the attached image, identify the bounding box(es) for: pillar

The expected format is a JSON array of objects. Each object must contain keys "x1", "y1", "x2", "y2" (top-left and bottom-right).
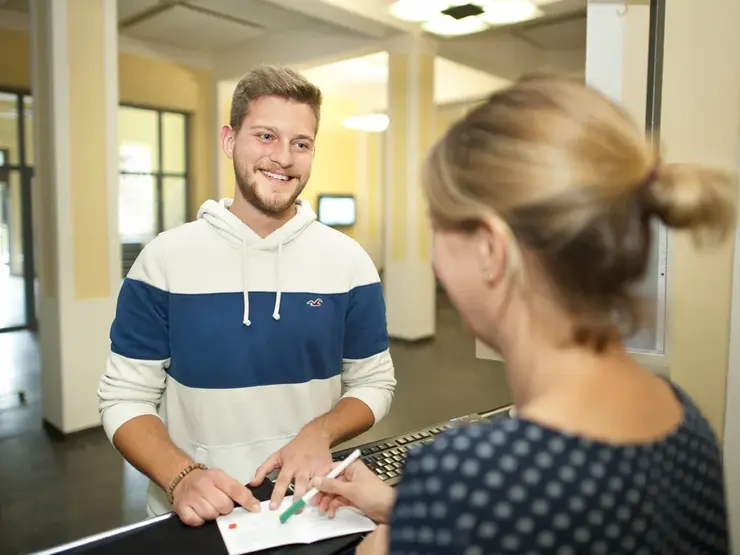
[
  {"x1": 30, "y1": 0, "x2": 120, "y2": 433},
  {"x1": 383, "y1": 36, "x2": 437, "y2": 341}
]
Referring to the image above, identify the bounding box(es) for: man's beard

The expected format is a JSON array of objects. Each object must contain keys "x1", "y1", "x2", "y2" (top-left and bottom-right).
[{"x1": 234, "y1": 158, "x2": 306, "y2": 215}]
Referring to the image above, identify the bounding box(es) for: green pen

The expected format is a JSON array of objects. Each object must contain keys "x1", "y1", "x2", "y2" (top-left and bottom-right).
[{"x1": 278, "y1": 448, "x2": 362, "y2": 524}]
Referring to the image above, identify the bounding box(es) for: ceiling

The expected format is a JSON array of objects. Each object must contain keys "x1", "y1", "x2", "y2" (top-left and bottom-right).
[
  {"x1": 116, "y1": 0, "x2": 337, "y2": 52},
  {"x1": 301, "y1": 52, "x2": 512, "y2": 112},
  {"x1": 0, "y1": 0, "x2": 587, "y2": 102}
]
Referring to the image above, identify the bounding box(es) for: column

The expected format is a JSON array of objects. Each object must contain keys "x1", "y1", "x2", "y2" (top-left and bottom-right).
[
  {"x1": 30, "y1": 0, "x2": 120, "y2": 433},
  {"x1": 383, "y1": 36, "x2": 437, "y2": 341}
]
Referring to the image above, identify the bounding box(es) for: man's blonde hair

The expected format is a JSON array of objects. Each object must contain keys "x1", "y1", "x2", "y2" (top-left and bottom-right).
[{"x1": 230, "y1": 65, "x2": 322, "y2": 132}]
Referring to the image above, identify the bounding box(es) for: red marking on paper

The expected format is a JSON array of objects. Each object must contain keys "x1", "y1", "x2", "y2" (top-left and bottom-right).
[{"x1": 229, "y1": 523, "x2": 237, "y2": 530}]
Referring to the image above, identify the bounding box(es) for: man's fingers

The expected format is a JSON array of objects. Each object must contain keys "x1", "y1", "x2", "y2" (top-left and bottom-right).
[
  {"x1": 249, "y1": 454, "x2": 280, "y2": 486},
  {"x1": 178, "y1": 505, "x2": 205, "y2": 527},
  {"x1": 205, "y1": 486, "x2": 235, "y2": 515},
  {"x1": 270, "y1": 467, "x2": 295, "y2": 510},
  {"x1": 191, "y1": 497, "x2": 220, "y2": 522},
  {"x1": 216, "y1": 473, "x2": 260, "y2": 512},
  {"x1": 291, "y1": 470, "x2": 311, "y2": 509}
]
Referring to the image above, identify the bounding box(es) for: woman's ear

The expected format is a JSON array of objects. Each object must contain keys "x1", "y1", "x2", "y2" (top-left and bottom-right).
[{"x1": 476, "y1": 216, "x2": 509, "y2": 286}]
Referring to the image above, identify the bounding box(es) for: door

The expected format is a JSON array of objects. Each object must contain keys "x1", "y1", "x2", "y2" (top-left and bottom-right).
[{"x1": 0, "y1": 90, "x2": 35, "y2": 332}]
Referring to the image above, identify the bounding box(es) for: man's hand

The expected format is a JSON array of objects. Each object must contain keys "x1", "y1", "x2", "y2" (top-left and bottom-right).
[
  {"x1": 172, "y1": 468, "x2": 260, "y2": 526},
  {"x1": 249, "y1": 428, "x2": 333, "y2": 510}
]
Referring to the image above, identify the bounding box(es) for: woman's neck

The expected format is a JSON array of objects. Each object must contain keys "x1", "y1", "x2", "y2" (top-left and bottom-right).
[{"x1": 500, "y1": 329, "x2": 682, "y2": 444}]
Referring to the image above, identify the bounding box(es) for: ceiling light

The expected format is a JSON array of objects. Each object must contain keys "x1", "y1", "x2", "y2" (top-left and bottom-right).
[
  {"x1": 342, "y1": 114, "x2": 389, "y2": 133},
  {"x1": 389, "y1": 0, "x2": 545, "y2": 37},
  {"x1": 479, "y1": 0, "x2": 542, "y2": 25},
  {"x1": 389, "y1": 0, "x2": 451, "y2": 22},
  {"x1": 422, "y1": 13, "x2": 489, "y2": 37}
]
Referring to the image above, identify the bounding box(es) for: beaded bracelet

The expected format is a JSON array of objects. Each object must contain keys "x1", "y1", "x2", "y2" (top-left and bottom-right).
[{"x1": 166, "y1": 462, "x2": 207, "y2": 505}]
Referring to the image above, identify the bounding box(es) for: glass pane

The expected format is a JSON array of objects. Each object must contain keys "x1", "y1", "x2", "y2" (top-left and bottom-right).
[
  {"x1": 24, "y1": 96, "x2": 33, "y2": 167},
  {"x1": 119, "y1": 174, "x2": 157, "y2": 244},
  {"x1": 162, "y1": 112, "x2": 186, "y2": 174},
  {"x1": 118, "y1": 106, "x2": 159, "y2": 172},
  {"x1": 0, "y1": 170, "x2": 27, "y2": 328},
  {"x1": 0, "y1": 92, "x2": 19, "y2": 166},
  {"x1": 163, "y1": 177, "x2": 187, "y2": 230}
]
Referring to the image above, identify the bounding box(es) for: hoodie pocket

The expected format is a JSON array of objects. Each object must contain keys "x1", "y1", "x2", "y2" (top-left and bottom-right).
[{"x1": 193, "y1": 435, "x2": 296, "y2": 484}]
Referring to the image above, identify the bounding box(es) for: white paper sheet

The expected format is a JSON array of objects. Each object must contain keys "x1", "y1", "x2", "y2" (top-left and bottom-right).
[{"x1": 216, "y1": 496, "x2": 376, "y2": 555}]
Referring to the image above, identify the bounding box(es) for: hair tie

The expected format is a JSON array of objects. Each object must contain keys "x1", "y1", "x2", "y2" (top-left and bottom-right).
[{"x1": 642, "y1": 161, "x2": 660, "y2": 189}]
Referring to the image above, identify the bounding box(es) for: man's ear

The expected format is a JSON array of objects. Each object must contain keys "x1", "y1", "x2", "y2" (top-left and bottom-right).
[
  {"x1": 220, "y1": 125, "x2": 235, "y2": 159},
  {"x1": 476, "y1": 216, "x2": 509, "y2": 286}
]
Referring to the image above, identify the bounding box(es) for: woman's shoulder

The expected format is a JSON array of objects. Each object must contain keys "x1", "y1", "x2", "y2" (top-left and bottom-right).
[
  {"x1": 395, "y1": 417, "x2": 535, "y2": 498},
  {"x1": 404, "y1": 415, "x2": 552, "y2": 467}
]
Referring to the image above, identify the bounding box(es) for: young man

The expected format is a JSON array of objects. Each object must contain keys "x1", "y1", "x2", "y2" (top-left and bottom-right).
[{"x1": 98, "y1": 65, "x2": 396, "y2": 527}]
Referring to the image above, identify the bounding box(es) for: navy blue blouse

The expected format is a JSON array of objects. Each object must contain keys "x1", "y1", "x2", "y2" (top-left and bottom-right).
[{"x1": 389, "y1": 383, "x2": 728, "y2": 554}]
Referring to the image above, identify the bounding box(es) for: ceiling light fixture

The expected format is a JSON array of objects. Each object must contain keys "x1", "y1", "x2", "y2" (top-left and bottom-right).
[
  {"x1": 422, "y1": 13, "x2": 489, "y2": 37},
  {"x1": 388, "y1": 0, "x2": 544, "y2": 37},
  {"x1": 390, "y1": 0, "x2": 451, "y2": 22},
  {"x1": 342, "y1": 114, "x2": 389, "y2": 133},
  {"x1": 478, "y1": 0, "x2": 541, "y2": 24}
]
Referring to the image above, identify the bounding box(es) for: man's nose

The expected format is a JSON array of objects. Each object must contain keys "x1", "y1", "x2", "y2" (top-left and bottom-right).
[{"x1": 269, "y1": 141, "x2": 292, "y2": 167}]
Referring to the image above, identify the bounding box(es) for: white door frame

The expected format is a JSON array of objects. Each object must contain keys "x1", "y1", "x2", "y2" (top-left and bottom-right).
[{"x1": 723, "y1": 177, "x2": 740, "y2": 549}]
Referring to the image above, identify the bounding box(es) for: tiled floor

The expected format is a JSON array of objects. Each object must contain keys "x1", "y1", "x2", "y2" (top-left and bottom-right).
[{"x1": 0, "y1": 293, "x2": 511, "y2": 554}]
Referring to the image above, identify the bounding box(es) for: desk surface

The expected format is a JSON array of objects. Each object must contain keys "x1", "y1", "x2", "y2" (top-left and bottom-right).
[{"x1": 42, "y1": 480, "x2": 362, "y2": 555}]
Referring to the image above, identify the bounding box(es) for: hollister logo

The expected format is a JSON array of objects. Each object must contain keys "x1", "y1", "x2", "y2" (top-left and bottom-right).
[{"x1": 306, "y1": 298, "x2": 323, "y2": 307}]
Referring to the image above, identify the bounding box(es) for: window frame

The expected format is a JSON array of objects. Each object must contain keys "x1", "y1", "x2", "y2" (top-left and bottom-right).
[{"x1": 118, "y1": 102, "x2": 191, "y2": 237}]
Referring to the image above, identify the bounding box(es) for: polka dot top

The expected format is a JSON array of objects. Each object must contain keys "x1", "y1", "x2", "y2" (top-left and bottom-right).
[{"x1": 389, "y1": 382, "x2": 728, "y2": 554}]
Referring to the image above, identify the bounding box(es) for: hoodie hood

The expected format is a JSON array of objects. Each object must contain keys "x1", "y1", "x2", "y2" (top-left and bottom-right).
[
  {"x1": 197, "y1": 197, "x2": 316, "y2": 250},
  {"x1": 197, "y1": 198, "x2": 316, "y2": 327}
]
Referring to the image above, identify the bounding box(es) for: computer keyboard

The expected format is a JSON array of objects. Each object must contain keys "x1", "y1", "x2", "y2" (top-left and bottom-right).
[{"x1": 330, "y1": 406, "x2": 511, "y2": 486}]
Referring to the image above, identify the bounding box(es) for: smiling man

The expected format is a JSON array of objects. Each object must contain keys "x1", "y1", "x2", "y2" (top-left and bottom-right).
[{"x1": 98, "y1": 65, "x2": 396, "y2": 526}]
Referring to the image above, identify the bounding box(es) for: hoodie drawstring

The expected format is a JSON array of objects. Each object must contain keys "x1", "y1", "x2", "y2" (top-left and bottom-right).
[
  {"x1": 242, "y1": 240, "x2": 283, "y2": 326},
  {"x1": 272, "y1": 240, "x2": 283, "y2": 321},
  {"x1": 242, "y1": 242, "x2": 251, "y2": 326}
]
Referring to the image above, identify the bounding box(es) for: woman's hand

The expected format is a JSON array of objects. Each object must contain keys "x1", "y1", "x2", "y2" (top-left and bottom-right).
[
  {"x1": 356, "y1": 525, "x2": 389, "y2": 555},
  {"x1": 310, "y1": 461, "x2": 396, "y2": 523}
]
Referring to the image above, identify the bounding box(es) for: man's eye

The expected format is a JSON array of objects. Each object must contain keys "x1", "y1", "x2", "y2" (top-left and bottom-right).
[
  {"x1": 296, "y1": 142, "x2": 309, "y2": 149},
  {"x1": 259, "y1": 133, "x2": 273, "y2": 141}
]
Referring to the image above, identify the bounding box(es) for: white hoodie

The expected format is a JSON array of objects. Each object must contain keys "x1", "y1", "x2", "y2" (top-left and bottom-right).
[{"x1": 98, "y1": 198, "x2": 396, "y2": 516}]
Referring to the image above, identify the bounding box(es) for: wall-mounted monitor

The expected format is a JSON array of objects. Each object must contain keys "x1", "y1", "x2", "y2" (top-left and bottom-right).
[{"x1": 317, "y1": 194, "x2": 356, "y2": 227}]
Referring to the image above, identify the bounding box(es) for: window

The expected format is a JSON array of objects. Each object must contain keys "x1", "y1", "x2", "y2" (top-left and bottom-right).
[{"x1": 118, "y1": 105, "x2": 189, "y2": 274}]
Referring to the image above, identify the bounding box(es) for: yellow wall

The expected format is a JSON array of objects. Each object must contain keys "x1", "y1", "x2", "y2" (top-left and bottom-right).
[
  {"x1": 366, "y1": 131, "x2": 383, "y2": 261},
  {"x1": 0, "y1": 29, "x2": 214, "y2": 222},
  {"x1": 659, "y1": 0, "x2": 739, "y2": 438},
  {"x1": 305, "y1": 94, "x2": 359, "y2": 238},
  {"x1": 67, "y1": 0, "x2": 109, "y2": 299},
  {"x1": 0, "y1": 29, "x2": 31, "y2": 88}
]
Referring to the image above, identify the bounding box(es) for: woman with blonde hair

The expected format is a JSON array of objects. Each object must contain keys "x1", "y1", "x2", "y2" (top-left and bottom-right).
[{"x1": 312, "y1": 74, "x2": 734, "y2": 554}]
